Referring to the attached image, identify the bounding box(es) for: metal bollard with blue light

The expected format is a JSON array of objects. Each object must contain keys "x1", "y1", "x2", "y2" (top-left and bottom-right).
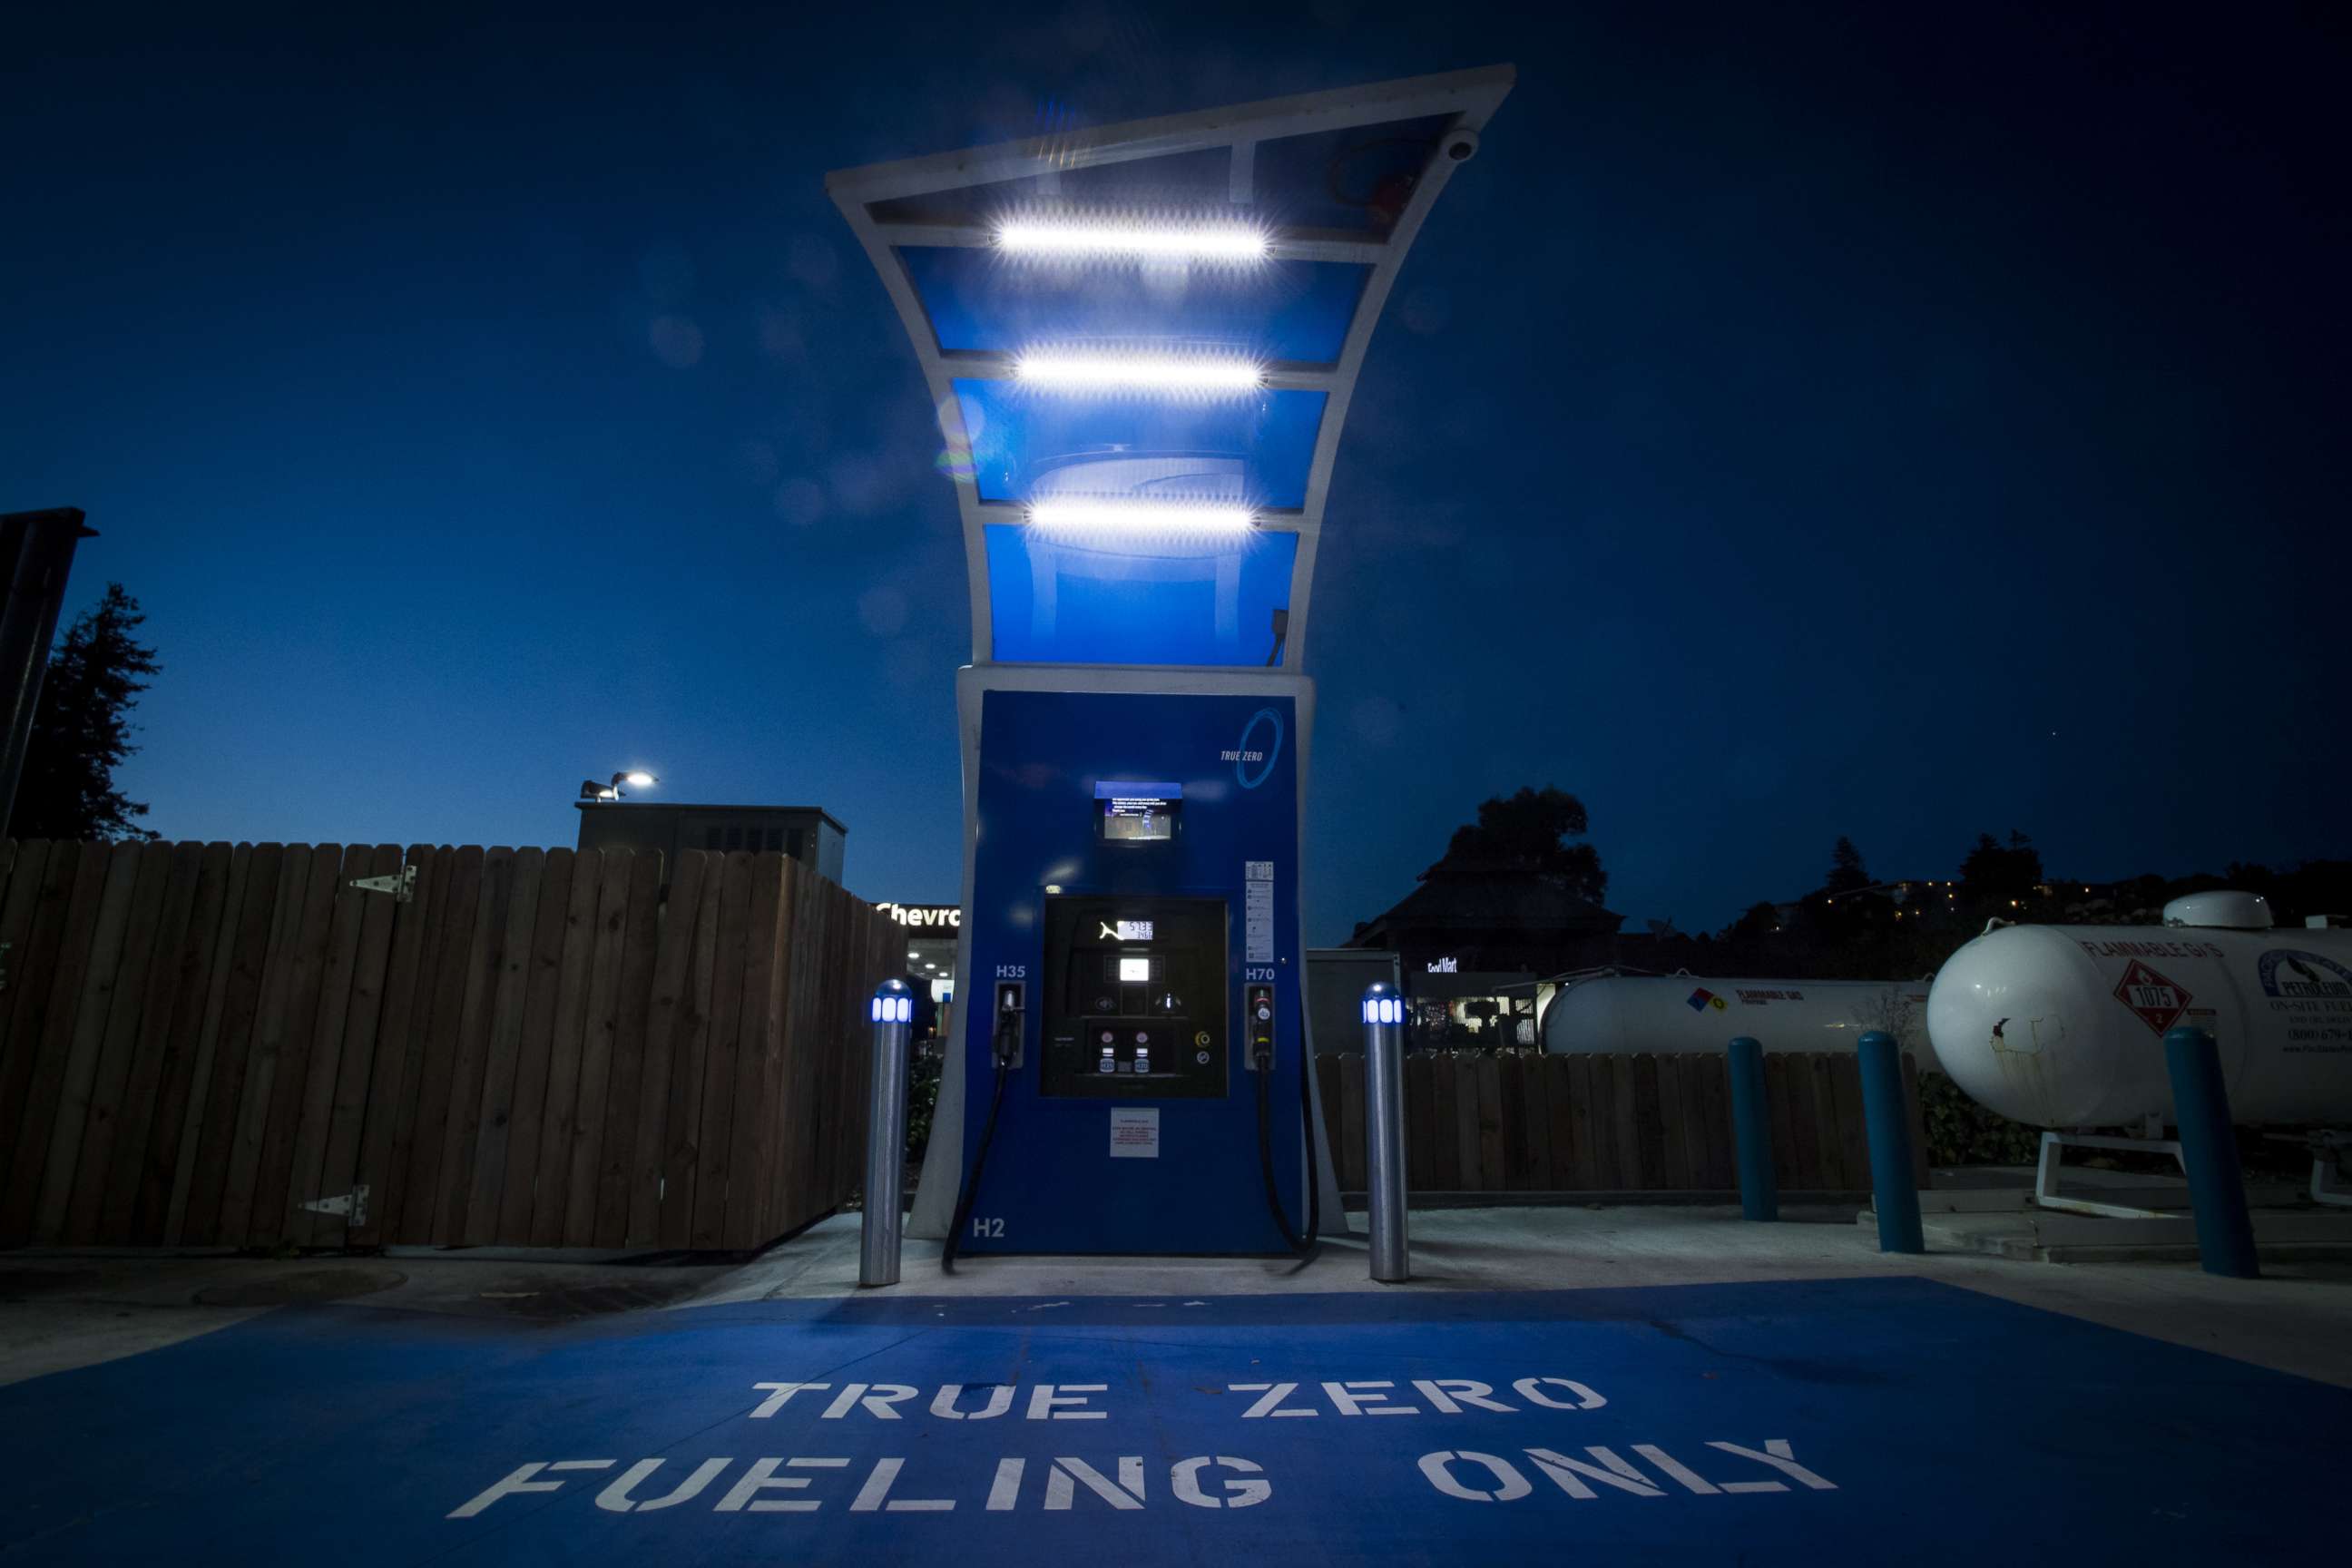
[
  {"x1": 859, "y1": 979, "x2": 915, "y2": 1288},
  {"x1": 1857, "y1": 1030, "x2": 1925, "y2": 1254},
  {"x1": 1361, "y1": 981, "x2": 1409, "y2": 1283},
  {"x1": 2164, "y1": 1024, "x2": 2260, "y2": 1279},
  {"x1": 1726, "y1": 1036, "x2": 1777, "y2": 1221}
]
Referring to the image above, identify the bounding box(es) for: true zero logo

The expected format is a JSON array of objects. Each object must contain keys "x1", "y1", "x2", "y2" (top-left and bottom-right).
[
  {"x1": 446, "y1": 1374, "x2": 1838, "y2": 1523},
  {"x1": 1223, "y1": 708, "x2": 1283, "y2": 789}
]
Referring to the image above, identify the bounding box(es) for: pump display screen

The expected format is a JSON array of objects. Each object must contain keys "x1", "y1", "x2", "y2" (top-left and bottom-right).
[
  {"x1": 1039, "y1": 895, "x2": 1229, "y2": 1100},
  {"x1": 1098, "y1": 781, "x2": 1181, "y2": 843},
  {"x1": 1117, "y1": 956, "x2": 1152, "y2": 982}
]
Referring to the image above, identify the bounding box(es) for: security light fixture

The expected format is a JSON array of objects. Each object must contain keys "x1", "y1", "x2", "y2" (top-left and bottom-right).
[
  {"x1": 995, "y1": 215, "x2": 1269, "y2": 264},
  {"x1": 580, "y1": 769, "x2": 660, "y2": 803},
  {"x1": 1012, "y1": 351, "x2": 1263, "y2": 395},
  {"x1": 1025, "y1": 498, "x2": 1255, "y2": 533}
]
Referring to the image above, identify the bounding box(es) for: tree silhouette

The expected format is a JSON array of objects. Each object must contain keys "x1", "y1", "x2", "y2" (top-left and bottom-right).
[
  {"x1": 1825, "y1": 836, "x2": 1871, "y2": 894},
  {"x1": 1423, "y1": 785, "x2": 1607, "y2": 903},
  {"x1": 9, "y1": 584, "x2": 161, "y2": 842},
  {"x1": 1959, "y1": 829, "x2": 2043, "y2": 905}
]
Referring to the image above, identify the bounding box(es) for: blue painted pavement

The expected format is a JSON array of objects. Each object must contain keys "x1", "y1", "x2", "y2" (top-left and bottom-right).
[{"x1": 0, "y1": 1276, "x2": 2341, "y2": 1563}]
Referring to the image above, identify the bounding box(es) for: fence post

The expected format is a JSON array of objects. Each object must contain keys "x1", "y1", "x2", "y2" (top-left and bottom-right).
[
  {"x1": 1857, "y1": 1031, "x2": 1925, "y2": 1253},
  {"x1": 859, "y1": 979, "x2": 914, "y2": 1288},
  {"x1": 2164, "y1": 1025, "x2": 2259, "y2": 1279},
  {"x1": 1727, "y1": 1036, "x2": 1777, "y2": 1220},
  {"x1": 1362, "y1": 982, "x2": 1409, "y2": 1283}
]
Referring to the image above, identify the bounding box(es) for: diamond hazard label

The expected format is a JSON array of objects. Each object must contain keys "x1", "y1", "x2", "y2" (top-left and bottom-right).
[{"x1": 2113, "y1": 960, "x2": 2193, "y2": 1034}]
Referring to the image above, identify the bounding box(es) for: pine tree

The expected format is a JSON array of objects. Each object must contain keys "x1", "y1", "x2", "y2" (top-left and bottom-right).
[
  {"x1": 1825, "y1": 836, "x2": 1870, "y2": 894},
  {"x1": 9, "y1": 583, "x2": 161, "y2": 842}
]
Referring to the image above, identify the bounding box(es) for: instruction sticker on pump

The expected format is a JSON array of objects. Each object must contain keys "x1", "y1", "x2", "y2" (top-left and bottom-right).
[
  {"x1": 1109, "y1": 1106, "x2": 1161, "y2": 1159},
  {"x1": 1244, "y1": 861, "x2": 1276, "y2": 964}
]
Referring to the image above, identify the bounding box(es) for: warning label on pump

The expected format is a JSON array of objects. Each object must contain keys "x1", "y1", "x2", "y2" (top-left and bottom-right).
[
  {"x1": 1110, "y1": 1107, "x2": 1161, "y2": 1159},
  {"x1": 1245, "y1": 862, "x2": 1275, "y2": 964}
]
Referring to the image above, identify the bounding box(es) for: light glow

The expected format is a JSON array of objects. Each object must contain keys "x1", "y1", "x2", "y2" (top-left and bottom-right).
[
  {"x1": 1027, "y1": 497, "x2": 1255, "y2": 532},
  {"x1": 995, "y1": 216, "x2": 1269, "y2": 264},
  {"x1": 1014, "y1": 351, "x2": 1263, "y2": 394}
]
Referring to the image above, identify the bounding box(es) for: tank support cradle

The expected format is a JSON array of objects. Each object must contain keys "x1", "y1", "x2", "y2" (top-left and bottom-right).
[
  {"x1": 2034, "y1": 1131, "x2": 2189, "y2": 1220},
  {"x1": 2264, "y1": 1131, "x2": 2352, "y2": 1210}
]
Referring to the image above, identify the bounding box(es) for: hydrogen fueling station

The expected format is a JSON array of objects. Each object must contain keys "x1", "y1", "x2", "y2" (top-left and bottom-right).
[
  {"x1": 828, "y1": 66, "x2": 1515, "y2": 1262},
  {"x1": 4, "y1": 57, "x2": 2350, "y2": 1568}
]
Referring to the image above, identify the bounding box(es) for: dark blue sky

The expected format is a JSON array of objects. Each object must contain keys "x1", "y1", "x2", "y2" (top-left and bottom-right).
[{"x1": 5, "y1": 3, "x2": 2344, "y2": 943}]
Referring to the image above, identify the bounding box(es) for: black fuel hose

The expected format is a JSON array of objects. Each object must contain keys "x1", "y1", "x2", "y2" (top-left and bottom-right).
[
  {"x1": 941, "y1": 1055, "x2": 1011, "y2": 1276},
  {"x1": 1255, "y1": 1052, "x2": 1314, "y2": 1256}
]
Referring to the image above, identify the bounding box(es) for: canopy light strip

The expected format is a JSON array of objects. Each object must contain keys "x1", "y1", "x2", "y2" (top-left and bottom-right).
[
  {"x1": 1013, "y1": 352, "x2": 1264, "y2": 394},
  {"x1": 1026, "y1": 498, "x2": 1256, "y2": 531},
  {"x1": 995, "y1": 217, "x2": 1270, "y2": 263}
]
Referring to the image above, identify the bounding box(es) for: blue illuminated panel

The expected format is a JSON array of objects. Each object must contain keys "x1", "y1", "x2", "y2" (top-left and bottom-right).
[
  {"x1": 984, "y1": 524, "x2": 1298, "y2": 666},
  {"x1": 899, "y1": 247, "x2": 1367, "y2": 364},
  {"x1": 954, "y1": 380, "x2": 1325, "y2": 508}
]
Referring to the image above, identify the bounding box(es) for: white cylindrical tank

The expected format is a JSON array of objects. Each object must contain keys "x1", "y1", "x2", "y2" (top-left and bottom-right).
[
  {"x1": 1542, "y1": 975, "x2": 1937, "y2": 1069},
  {"x1": 1926, "y1": 913, "x2": 2352, "y2": 1128}
]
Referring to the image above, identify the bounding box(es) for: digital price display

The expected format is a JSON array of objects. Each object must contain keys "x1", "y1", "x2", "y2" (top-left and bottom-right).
[{"x1": 1097, "y1": 781, "x2": 1181, "y2": 843}]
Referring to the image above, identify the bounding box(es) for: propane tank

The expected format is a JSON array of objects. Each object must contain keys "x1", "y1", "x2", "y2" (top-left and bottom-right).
[
  {"x1": 1542, "y1": 975, "x2": 1937, "y2": 1070},
  {"x1": 1926, "y1": 894, "x2": 2352, "y2": 1128}
]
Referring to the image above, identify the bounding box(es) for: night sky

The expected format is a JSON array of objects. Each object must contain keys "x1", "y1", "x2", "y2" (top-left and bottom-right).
[{"x1": 4, "y1": 3, "x2": 2344, "y2": 945}]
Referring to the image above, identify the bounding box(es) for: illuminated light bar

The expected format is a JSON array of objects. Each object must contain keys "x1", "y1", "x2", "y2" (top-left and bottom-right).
[
  {"x1": 1026, "y1": 498, "x2": 1256, "y2": 531},
  {"x1": 1013, "y1": 352, "x2": 1264, "y2": 394},
  {"x1": 995, "y1": 217, "x2": 1270, "y2": 263}
]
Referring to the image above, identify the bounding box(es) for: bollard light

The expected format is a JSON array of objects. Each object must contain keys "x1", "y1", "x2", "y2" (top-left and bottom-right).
[
  {"x1": 1361, "y1": 980, "x2": 1409, "y2": 1283},
  {"x1": 860, "y1": 978, "x2": 916, "y2": 1288}
]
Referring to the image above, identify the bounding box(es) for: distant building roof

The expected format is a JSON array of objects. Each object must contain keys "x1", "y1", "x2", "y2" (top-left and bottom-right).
[{"x1": 1349, "y1": 871, "x2": 1622, "y2": 945}]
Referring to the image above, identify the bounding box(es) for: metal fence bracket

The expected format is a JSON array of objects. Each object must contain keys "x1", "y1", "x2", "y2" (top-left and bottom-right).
[
  {"x1": 299, "y1": 1185, "x2": 370, "y2": 1225},
  {"x1": 349, "y1": 867, "x2": 416, "y2": 904}
]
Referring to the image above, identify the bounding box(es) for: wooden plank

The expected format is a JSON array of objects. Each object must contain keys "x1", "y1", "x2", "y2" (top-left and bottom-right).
[
  {"x1": 561, "y1": 848, "x2": 636, "y2": 1246},
  {"x1": 658, "y1": 851, "x2": 727, "y2": 1248},
  {"x1": 811, "y1": 874, "x2": 858, "y2": 1225},
  {"x1": 1790, "y1": 1053, "x2": 1830, "y2": 1190},
  {"x1": 595, "y1": 850, "x2": 666, "y2": 1246},
  {"x1": 1903, "y1": 1052, "x2": 1930, "y2": 1189},
  {"x1": 1828, "y1": 1054, "x2": 1869, "y2": 1195},
  {"x1": 0, "y1": 840, "x2": 63, "y2": 1189},
  {"x1": 165, "y1": 844, "x2": 258, "y2": 1244},
  {"x1": 193, "y1": 843, "x2": 296, "y2": 1246},
  {"x1": 248, "y1": 846, "x2": 351, "y2": 1246},
  {"x1": 89, "y1": 842, "x2": 204, "y2": 1243},
  {"x1": 390, "y1": 846, "x2": 483, "y2": 1244},
  {"x1": 1763, "y1": 1054, "x2": 1798, "y2": 1192},
  {"x1": 1337, "y1": 1052, "x2": 1367, "y2": 1191},
  {"x1": 1520, "y1": 1054, "x2": 1554, "y2": 1189},
  {"x1": 1474, "y1": 1054, "x2": 1505, "y2": 1191},
  {"x1": 55, "y1": 842, "x2": 174, "y2": 1242},
  {"x1": 772, "y1": 860, "x2": 826, "y2": 1230},
  {"x1": 525, "y1": 844, "x2": 604, "y2": 1246},
  {"x1": 131, "y1": 842, "x2": 235, "y2": 1242},
  {"x1": 24, "y1": 844, "x2": 140, "y2": 1243},
  {"x1": 1563, "y1": 1055, "x2": 1599, "y2": 1189},
  {"x1": 1403, "y1": 1053, "x2": 1435, "y2": 1190},
  {"x1": 742, "y1": 856, "x2": 799, "y2": 1245},
  {"x1": 462, "y1": 848, "x2": 544, "y2": 1244},
  {"x1": 350, "y1": 847, "x2": 444, "y2": 1248},
  {"x1": 688, "y1": 855, "x2": 754, "y2": 1248},
  {"x1": 628, "y1": 851, "x2": 705, "y2": 1244},
  {"x1": 309, "y1": 845, "x2": 404, "y2": 1250},
  {"x1": 1493, "y1": 1055, "x2": 1526, "y2": 1189},
  {"x1": 1426, "y1": 1053, "x2": 1458, "y2": 1190},
  {"x1": 1454, "y1": 1056, "x2": 1485, "y2": 1192},
  {"x1": 1630, "y1": 1054, "x2": 1666, "y2": 1191},
  {"x1": 1608, "y1": 1054, "x2": 1643, "y2": 1189},
  {"x1": 493, "y1": 848, "x2": 575, "y2": 1244},
  {"x1": 281, "y1": 846, "x2": 377, "y2": 1248},
  {"x1": 218, "y1": 845, "x2": 319, "y2": 1247},
  {"x1": 1696, "y1": 1054, "x2": 1734, "y2": 1190},
  {"x1": 1541, "y1": 1056, "x2": 1575, "y2": 1191},
  {"x1": 431, "y1": 848, "x2": 516, "y2": 1244},
  {"x1": 713, "y1": 854, "x2": 781, "y2": 1248},
  {"x1": 1805, "y1": 1054, "x2": 1847, "y2": 1189},
  {"x1": 1655, "y1": 1054, "x2": 1692, "y2": 1191},
  {"x1": 3, "y1": 843, "x2": 120, "y2": 1244}
]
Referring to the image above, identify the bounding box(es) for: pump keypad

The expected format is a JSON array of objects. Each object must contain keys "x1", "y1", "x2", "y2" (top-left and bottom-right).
[{"x1": 1039, "y1": 896, "x2": 1227, "y2": 1100}]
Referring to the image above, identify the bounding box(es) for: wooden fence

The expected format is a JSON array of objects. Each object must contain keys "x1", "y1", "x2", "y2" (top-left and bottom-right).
[
  {"x1": 1314, "y1": 1049, "x2": 1928, "y2": 1195},
  {"x1": 0, "y1": 841, "x2": 896, "y2": 1252}
]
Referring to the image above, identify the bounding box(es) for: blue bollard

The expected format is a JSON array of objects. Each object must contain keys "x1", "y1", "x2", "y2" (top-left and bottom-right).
[
  {"x1": 1727, "y1": 1036, "x2": 1777, "y2": 1220},
  {"x1": 2164, "y1": 1025, "x2": 2259, "y2": 1279},
  {"x1": 1857, "y1": 1031, "x2": 1925, "y2": 1254}
]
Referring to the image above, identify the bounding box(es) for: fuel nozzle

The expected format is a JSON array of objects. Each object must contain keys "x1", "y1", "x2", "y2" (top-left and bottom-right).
[
  {"x1": 991, "y1": 980, "x2": 1025, "y2": 1067},
  {"x1": 1246, "y1": 982, "x2": 1276, "y2": 1069}
]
